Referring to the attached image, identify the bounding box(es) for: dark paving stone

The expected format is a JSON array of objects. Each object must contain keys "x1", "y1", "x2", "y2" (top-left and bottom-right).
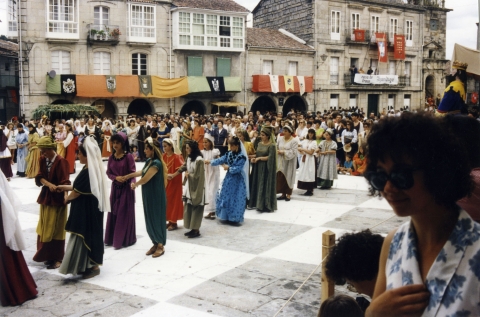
[
  {"x1": 291, "y1": 188, "x2": 372, "y2": 205},
  {"x1": 167, "y1": 218, "x2": 311, "y2": 254}
]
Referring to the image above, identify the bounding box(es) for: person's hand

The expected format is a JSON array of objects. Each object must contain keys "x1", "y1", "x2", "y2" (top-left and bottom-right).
[
  {"x1": 115, "y1": 176, "x2": 125, "y2": 183},
  {"x1": 366, "y1": 284, "x2": 430, "y2": 317},
  {"x1": 167, "y1": 173, "x2": 175, "y2": 180},
  {"x1": 48, "y1": 183, "x2": 57, "y2": 192},
  {"x1": 131, "y1": 183, "x2": 137, "y2": 190},
  {"x1": 251, "y1": 158, "x2": 256, "y2": 164},
  {"x1": 204, "y1": 160, "x2": 211, "y2": 165},
  {"x1": 64, "y1": 198, "x2": 70, "y2": 205},
  {"x1": 222, "y1": 164, "x2": 229, "y2": 171},
  {"x1": 56, "y1": 185, "x2": 67, "y2": 192}
]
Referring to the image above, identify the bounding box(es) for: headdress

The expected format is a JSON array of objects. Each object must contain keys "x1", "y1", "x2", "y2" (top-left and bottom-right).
[
  {"x1": 204, "y1": 133, "x2": 214, "y2": 145},
  {"x1": 0, "y1": 168, "x2": 25, "y2": 251},
  {"x1": 283, "y1": 125, "x2": 293, "y2": 133},
  {"x1": 37, "y1": 136, "x2": 57, "y2": 149},
  {"x1": 83, "y1": 135, "x2": 111, "y2": 212},
  {"x1": 452, "y1": 60, "x2": 468, "y2": 71},
  {"x1": 116, "y1": 131, "x2": 128, "y2": 142},
  {"x1": 162, "y1": 137, "x2": 181, "y2": 155},
  {"x1": 145, "y1": 137, "x2": 168, "y2": 187},
  {"x1": 325, "y1": 128, "x2": 334, "y2": 136}
]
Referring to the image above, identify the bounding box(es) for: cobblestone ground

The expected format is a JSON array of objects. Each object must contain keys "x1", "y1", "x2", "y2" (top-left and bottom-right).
[{"x1": 0, "y1": 161, "x2": 403, "y2": 317}]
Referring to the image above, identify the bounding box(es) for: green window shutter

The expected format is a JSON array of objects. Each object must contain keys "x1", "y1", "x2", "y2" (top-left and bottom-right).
[
  {"x1": 216, "y1": 58, "x2": 231, "y2": 77},
  {"x1": 188, "y1": 56, "x2": 203, "y2": 76}
]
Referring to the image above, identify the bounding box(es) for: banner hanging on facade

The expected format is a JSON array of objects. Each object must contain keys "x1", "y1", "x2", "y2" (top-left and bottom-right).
[
  {"x1": 376, "y1": 33, "x2": 388, "y2": 63},
  {"x1": 61, "y1": 74, "x2": 77, "y2": 96},
  {"x1": 394, "y1": 35, "x2": 405, "y2": 60},
  {"x1": 353, "y1": 29, "x2": 365, "y2": 42},
  {"x1": 354, "y1": 74, "x2": 398, "y2": 85}
]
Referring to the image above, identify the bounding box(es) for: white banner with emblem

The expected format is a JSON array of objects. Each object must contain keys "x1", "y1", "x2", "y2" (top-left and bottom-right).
[{"x1": 354, "y1": 74, "x2": 398, "y2": 85}]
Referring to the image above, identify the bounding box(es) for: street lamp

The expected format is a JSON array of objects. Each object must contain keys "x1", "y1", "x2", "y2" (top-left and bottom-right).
[{"x1": 22, "y1": 41, "x2": 34, "y2": 63}]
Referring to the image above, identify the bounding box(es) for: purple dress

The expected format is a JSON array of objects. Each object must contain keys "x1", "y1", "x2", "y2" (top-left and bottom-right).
[{"x1": 104, "y1": 153, "x2": 137, "y2": 249}]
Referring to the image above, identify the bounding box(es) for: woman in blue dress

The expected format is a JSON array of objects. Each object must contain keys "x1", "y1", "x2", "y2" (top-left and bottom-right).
[{"x1": 205, "y1": 136, "x2": 249, "y2": 224}]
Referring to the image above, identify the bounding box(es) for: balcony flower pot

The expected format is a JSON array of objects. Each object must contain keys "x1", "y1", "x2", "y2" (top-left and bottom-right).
[{"x1": 97, "y1": 30, "x2": 106, "y2": 40}]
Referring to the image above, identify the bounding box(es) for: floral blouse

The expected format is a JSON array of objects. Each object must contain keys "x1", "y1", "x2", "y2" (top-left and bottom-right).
[{"x1": 386, "y1": 210, "x2": 480, "y2": 317}]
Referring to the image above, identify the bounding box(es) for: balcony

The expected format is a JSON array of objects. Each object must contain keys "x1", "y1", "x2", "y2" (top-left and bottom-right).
[
  {"x1": 345, "y1": 29, "x2": 374, "y2": 44},
  {"x1": 87, "y1": 24, "x2": 120, "y2": 45},
  {"x1": 46, "y1": 21, "x2": 79, "y2": 42},
  {"x1": 344, "y1": 73, "x2": 409, "y2": 90},
  {"x1": 0, "y1": 75, "x2": 19, "y2": 88}
]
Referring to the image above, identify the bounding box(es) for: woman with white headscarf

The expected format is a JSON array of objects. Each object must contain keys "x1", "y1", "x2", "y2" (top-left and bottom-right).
[
  {"x1": 57, "y1": 135, "x2": 111, "y2": 279},
  {"x1": 101, "y1": 119, "x2": 113, "y2": 158},
  {"x1": 0, "y1": 171, "x2": 38, "y2": 306},
  {"x1": 201, "y1": 133, "x2": 221, "y2": 220}
]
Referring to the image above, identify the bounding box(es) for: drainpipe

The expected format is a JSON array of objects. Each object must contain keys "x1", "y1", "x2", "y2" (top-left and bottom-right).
[
  {"x1": 244, "y1": 44, "x2": 249, "y2": 112},
  {"x1": 169, "y1": 6, "x2": 174, "y2": 114},
  {"x1": 18, "y1": 0, "x2": 25, "y2": 117}
]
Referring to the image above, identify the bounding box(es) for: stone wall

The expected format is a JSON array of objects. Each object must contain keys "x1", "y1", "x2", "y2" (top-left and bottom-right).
[{"x1": 253, "y1": 0, "x2": 315, "y2": 45}]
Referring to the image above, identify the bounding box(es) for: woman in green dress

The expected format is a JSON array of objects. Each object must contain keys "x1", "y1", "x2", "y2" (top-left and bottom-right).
[
  {"x1": 57, "y1": 135, "x2": 111, "y2": 279},
  {"x1": 247, "y1": 127, "x2": 277, "y2": 212},
  {"x1": 125, "y1": 137, "x2": 167, "y2": 258}
]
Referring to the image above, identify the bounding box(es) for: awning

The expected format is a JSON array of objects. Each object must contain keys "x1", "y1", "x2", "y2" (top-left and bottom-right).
[
  {"x1": 452, "y1": 43, "x2": 480, "y2": 77},
  {"x1": 211, "y1": 101, "x2": 246, "y2": 107}
]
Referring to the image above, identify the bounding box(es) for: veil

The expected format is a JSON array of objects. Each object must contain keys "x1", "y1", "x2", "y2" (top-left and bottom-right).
[
  {"x1": 240, "y1": 142, "x2": 250, "y2": 200},
  {"x1": 0, "y1": 171, "x2": 25, "y2": 251},
  {"x1": 84, "y1": 135, "x2": 111, "y2": 212}
]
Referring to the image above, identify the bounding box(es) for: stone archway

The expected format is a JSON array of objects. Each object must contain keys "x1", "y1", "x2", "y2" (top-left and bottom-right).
[
  {"x1": 282, "y1": 95, "x2": 307, "y2": 117},
  {"x1": 180, "y1": 100, "x2": 206, "y2": 117},
  {"x1": 250, "y1": 96, "x2": 276, "y2": 115},
  {"x1": 51, "y1": 99, "x2": 74, "y2": 105},
  {"x1": 91, "y1": 99, "x2": 117, "y2": 119},
  {"x1": 425, "y1": 75, "x2": 435, "y2": 100},
  {"x1": 127, "y1": 99, "x2": 154, "y2": 117}
]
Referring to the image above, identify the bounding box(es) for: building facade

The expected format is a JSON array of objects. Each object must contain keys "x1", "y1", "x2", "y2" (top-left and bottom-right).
[
  {"x1": 253, "y1": 0, "x2": 450, "y2": 114},
  {"x1": 0, "y1": 38, "x2": 19, "y2": 123}
]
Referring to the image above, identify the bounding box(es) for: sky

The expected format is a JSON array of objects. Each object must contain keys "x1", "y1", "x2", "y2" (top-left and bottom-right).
[{"x1": 0, "y1": 0, "x2": 476, "y2": 60}]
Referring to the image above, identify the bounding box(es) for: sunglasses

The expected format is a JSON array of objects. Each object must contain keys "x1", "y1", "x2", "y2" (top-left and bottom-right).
[{"x1": 366, "y1": 168, "x2": 419, "y2": 191}]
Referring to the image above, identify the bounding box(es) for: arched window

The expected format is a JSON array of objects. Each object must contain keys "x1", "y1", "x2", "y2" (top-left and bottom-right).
[
  {"x1": 132, "y1": 53, "x2": 147, "y2": 75},
  {"x1": 51, "y1": 50, "x2": 71, "y2": 74},
  {"x1": 94, "y1": 52, "x2": 111, "y2": 75},
  {"x1": 94, "y1": 6, "x2": 109, "y2": 27}
]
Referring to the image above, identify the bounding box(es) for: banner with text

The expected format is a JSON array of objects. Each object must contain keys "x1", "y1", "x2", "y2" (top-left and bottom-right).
[
  {"x1": 394, "y1": 35, "x2": 406, "y2": 60},
  {"x1": 354, "y1": 74, "x2": 399, "y2": 85},
  {"x1": 376, "y1": 32, "x2": 388, "y2": 63}
]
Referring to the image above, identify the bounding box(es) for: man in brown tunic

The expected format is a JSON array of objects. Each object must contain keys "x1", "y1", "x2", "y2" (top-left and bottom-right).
[{"x1": 33, "y1": 136, "x2": 70, "y2": 269}]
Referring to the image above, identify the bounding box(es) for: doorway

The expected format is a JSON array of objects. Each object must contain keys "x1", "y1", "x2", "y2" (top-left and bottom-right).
[{"x1": 367, "y1": 94, "x2": 379, "y2": 116}]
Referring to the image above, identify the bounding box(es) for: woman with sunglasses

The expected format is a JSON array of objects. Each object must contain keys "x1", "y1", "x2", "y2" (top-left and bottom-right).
[{"x1": 364, "y1": 114, "x2": 477, "y2": 317}]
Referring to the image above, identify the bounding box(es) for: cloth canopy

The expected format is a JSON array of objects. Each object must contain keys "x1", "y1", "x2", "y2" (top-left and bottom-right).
[
  {"x1": 252, "y1": 75, "x2": 313, "y2": 93},
  {"x1": 451, "y1": 43, "x2": 480, "y2": 77}
]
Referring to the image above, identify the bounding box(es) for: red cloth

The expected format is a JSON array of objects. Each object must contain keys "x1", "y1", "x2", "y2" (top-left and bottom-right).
[
  {"x1": 32, "y1": 235, "x2": 65, "y2": 263},
  {"x1": 65, "y1": 136, "x2": 77, "y2": 174},
  {"x1": 0, "y1": 158, "x2": 13, "y2": 178},
  {"x1": 0, "y1": 205, "x2": 38, "y2": 306},
  {"x1": 35, "y1": 156, "x2": 71, "y2": 206},
  {"x1": 164, "y1": 153, "x2": 184, "y2": 223}
]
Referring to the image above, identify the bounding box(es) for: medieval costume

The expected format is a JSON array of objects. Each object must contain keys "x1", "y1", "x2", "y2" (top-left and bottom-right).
[
  {"x1": 104, "y1": 132, "x2": 137, "y2": 249},
  {"x1": 55, "y1": 125, "x2": 67, "y2": 158},
  {"x1": 317, "y1": 131, "x2": 338, "y2": 189},
  {"x1": 297, "y1": 138, "x2": 318, "y2": 195},
  {"x1": 59, "y1": 136, "x2": 110, "y2": 277},
  {"x1": 276, "y1": 127, "x2": 299, "y2": 199},
  {"x1": 137, "y1": 123, "x2": 148, "y2": 162},
  {"x1": 162, "y1": 139, "x2": 184, "y2": 229},
  {"x1": 0, "y1": 126, "x2": 13, "y2": 179},
  {"x1": 101, "y1": 120, "x2": 113, "y2": 158},
  {"x1": 25, "y1": 126, "x2": 40, "y2": 178},
  {"x1": 201, "y1": 134, "x2": 220, "y2": 219},
  {"x1": 211, "y1": 142, "x2": 249, "y2": 223},
  {"x1": 436, "y1": 60, "x2": 468, "y2": 116},
  {"x1": 15, "y1": 127, "x2": 28, "y2": 177},
  {"x1": 33, "y1": 136, "x2": 71, "y2": 268},
  {"x1": 248, "y1": 127, "x2": 277, "y2": 212},
  {"x1": 63, "y1": 130, "x2": 77, "y2": 174},
  {"x1": 0, "y1": 172, "x2": 38, "y2": 306}
]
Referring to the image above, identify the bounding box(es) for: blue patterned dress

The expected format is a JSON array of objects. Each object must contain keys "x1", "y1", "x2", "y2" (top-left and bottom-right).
[
  {"x1": 386, "y1": 210, "x2": 480, "y2": 317},
  {"x1": 211, "y1": 151, "x2": 247, "y2": 223}
]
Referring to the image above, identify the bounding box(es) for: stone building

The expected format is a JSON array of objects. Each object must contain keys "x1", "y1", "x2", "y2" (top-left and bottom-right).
[
  {"x1": 253, "y1": 0, "x2": 451, "y2": 114},
  {"x1": 0, "y1": 39, "x2": 19, "y2": 122}
]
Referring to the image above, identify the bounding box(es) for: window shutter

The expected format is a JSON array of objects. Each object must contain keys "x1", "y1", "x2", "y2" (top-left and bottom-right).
[
  {"x1": 216, "y1": 58, "x2": 231, "y2": 77},
  {"x1": 188, "y1": 56, "x2": 203, "y2": 76}
]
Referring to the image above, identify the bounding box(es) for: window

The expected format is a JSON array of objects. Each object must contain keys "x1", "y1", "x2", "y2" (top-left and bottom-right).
[
  {"x1": 187, "y1": 56, "x2": 202, "y2": 76},
  {"x1": 207, "y1": 15, "x2": 217, "y2": 35},
  {"x1": 370, "y1": 59, "x2": 378, "y2": 73},
  {"x1": 330, "y1": 94, "x2": 339, "y2": 109},
  {"x1": 406, "y1": 20, "x2": 413, "y2": 46},
  {"x1": 179, "y1": 12, "x2": 191, "y2": 33},
  {"x1": 132, "y1": 53, "x2": 147, "y2": 75},
  {"x1": 94, "y1": 52, "x2": 111, "y2": 75},
  {"x1": 389, "y1": 61, "x2": 396, "y2": 75},
  {"x1": 388, "y1": 94, "x2": 395, "y2": 110},
  {"x1": 288, "y1": 61, "x2": 298, "y2": 76},
  {"x1": 349, "y1": 94, "x2": 357, "y2": 108},
  {"x1": 404, "y1": 94, "x2": 411, "y2": 109},
  {"x1": 389, "y1": 18, "x2": 398, "y2": 41},
  {"x1": 47, "y1": 0, "x2": 78, "y2": 34},
  {"x1": 5, "y1": 63, "x2": 10, "y2": 72},
  {"x1": 217, "y1": 58, "x2": 231, "y2": 77},
  {"x1": 263, "y1": 60, "x2": 273, "y2": 75},
  {"x1": 8, "y1": 0, "x2": 17, "y2": 32},
  {"x1": 94, "y1": 6, "x2": 109, "y2": 26},
  {"x1": 51, "y1": 50, "x2": 71, "y2": 74},
  {"x1": 129, "y1": 4, "x2": 155, "y2": 39},
  {"x1": 330, "y1": 57, "x2": 339, "y2": 84},
  {"x1": 331, "y1": 11, "x2": 340, "y2": 40},
  {"x1": 405, "y1": 61, "x2": 411, "y2": 76},
  {"x1": 371, "y1": 16, "x2": 379, "y2": 40},
  {"x1": 351, "y1": 13, "x2": 360, "y2": 33},
  {"x1": 219, "y1": 16, "x2": 230, "y2": 36},
  {"x1": 350, "y1": 58, "x2": 359, "y2": 68}
]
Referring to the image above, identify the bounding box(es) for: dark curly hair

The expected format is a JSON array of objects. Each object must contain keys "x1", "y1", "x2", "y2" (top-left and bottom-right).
[
  {"x1": 365, "y1": 113, "x2": 473, "y2": 208},
  {"x1": 185, "y1": 140, "x2": 203, "y2": 160},
  {"x1": 441, "y1": 115, "x2": 480, "y2": 169},
  {"x1": 318, "y1": 294, "x2": 363, "y2": 317},
  {"x1": 325, "y1": 230, "x2": 384, "y2": 284}
]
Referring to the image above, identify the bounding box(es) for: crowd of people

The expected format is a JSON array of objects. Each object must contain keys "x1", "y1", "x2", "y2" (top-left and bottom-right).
[{"x1": 1, "y1": 104, "x2": 480, "y2": 317}]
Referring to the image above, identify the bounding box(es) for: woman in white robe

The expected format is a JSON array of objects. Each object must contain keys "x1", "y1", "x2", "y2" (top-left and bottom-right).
[
  {"x1": 202, "y1": 133, "x2": 220, "y2": 219},
  {"x1": 297, "y1": 129, "x2": 318, "y2": 196},
  {"x1": 316, "y1": 129, "x2": 338, "y2": 189},
  {"x1": 276, "y1": 125, "x2": 298, "y2": 201}
]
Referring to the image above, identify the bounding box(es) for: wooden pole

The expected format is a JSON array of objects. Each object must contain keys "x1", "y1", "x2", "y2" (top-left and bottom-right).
[{"x1": 321, "y1": 230, "x2": 336, "y2": 303}]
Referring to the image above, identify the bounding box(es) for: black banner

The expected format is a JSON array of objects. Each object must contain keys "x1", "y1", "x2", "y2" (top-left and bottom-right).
[
  {"x1": 206, "y1": 77, "x2": 225, "y2": 94},
  {"x1": 60, "y1": 74, "x2": 77, "y2": 96}
]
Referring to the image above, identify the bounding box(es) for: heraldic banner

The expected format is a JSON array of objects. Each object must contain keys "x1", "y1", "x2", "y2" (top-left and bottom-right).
[
  {"x1": 284, "y1": 76, "x2": 295, "y2": 92},
  {"x1": 394, "y1": 35, "x2": 405, "y2": 60},
  {"x1": 206, "y1": 77, "x2": 225, "y2": 93},
  {"x1": 60, "y1": 74, "x2": 77, "y2": 96},
  {"x1": 375, "y1": 33, "x2": 388, "y2": 63},
  {"x1": 138, "y1": 75, "x2": 152, "y2": 96}
]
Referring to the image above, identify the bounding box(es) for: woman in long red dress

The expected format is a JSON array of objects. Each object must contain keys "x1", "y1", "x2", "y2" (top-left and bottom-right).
[
  {"x1": 193, "y1": 120, "x2": 205, "y2": 150},
  {"x1": 101, "y1": 120, "x2": 113, "y2": 158},
  {"x1": 162, "y1": 138, "x2": 184, "y2": 231},
  {"x1": 63, "y1": 123, "x2": 77, "y2": 174},
  {"x1": 0, "y1": 171, "x2": 37, "y2": 306}
]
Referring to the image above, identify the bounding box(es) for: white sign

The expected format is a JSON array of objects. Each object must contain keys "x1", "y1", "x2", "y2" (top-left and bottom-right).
[{"x1": 354, "y1": 74, "x2": 399, "y2": 85}]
